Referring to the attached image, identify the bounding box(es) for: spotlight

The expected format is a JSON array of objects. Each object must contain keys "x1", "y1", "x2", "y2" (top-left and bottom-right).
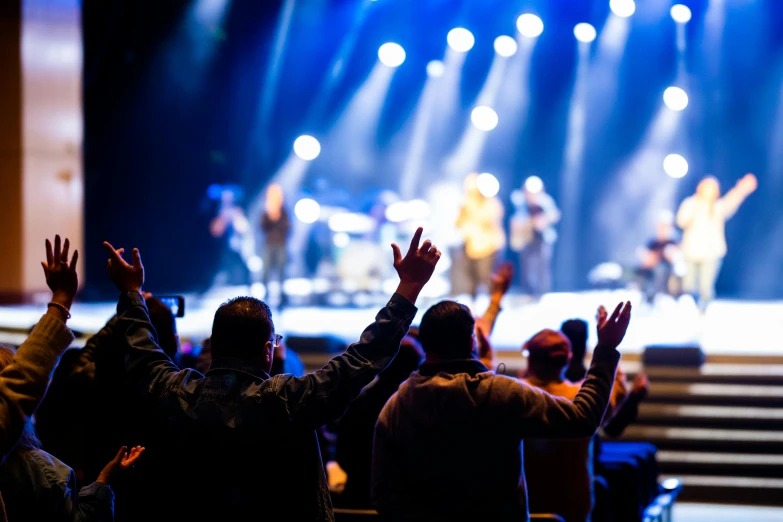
[
  {"x1": 293, "y1": 135, "x2": 321, "y2": 161},
  {"x1": 493, "y1": 35, "x2": 518, "y2": 57},
  {"x1": 333, "y1": 232, "x2": 350, "y2": 248},
  {"x1": 670, "y1": 4, "x2": 692, "y2": 24},
  {"x1": 516, "y1": 14, "x2": 544, "y2": 38},
  {"x1": 378, "y1": 42, "x2": 406, "y2": 67},
  {"x1": 447, "y1": 28, "x2": 475, "y2": 53},
  {"x1": 663, "y1": 154, "x2": 689, "y2": 178},
  {"x1": 609, "y1": 0, "x2": 636, "y2": 18},
  {"x1": 294, "y1": 198, "x2": 321, "y2": 223},
  {"x1": 663, "y1": 86, "x2": 689, "y2": 111},
  {"x1": 426, "y1": 60, "x2": 445, "y2": 78},
  {"x1": 573, "y1": 23, "x2": 597, "y2": 43},
  {"x1": 476, "y1": 173, "x2": 500, "y2": 198},
  {"x1": 524, "y1": 175, "x2": 544, "y2": 194},
  {"x1": 470, "y1": 106, "x2": 499, "y2": 131}
]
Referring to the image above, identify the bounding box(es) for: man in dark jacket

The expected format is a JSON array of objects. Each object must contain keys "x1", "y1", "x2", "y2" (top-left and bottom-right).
[
  {"x1": 102, "y1": 227, "x2": 440, "y2": 521},
  {"x1": 372, "y1": 300, "x2": 632, "y2": 522}
]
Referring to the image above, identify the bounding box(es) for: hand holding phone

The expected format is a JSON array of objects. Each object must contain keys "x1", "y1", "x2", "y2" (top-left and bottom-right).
[{"x1": 154, "y1": 295, "x2": 185, "y2": 317}]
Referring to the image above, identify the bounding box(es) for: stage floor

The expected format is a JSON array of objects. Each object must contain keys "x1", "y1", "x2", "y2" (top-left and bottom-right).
[{"x1": 0, "y1": 289, "x2": 781, "y2": 357}]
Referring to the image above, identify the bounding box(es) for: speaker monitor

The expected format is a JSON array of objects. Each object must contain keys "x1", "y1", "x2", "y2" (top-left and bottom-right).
[{"x1": 642, "y1": 344, "x2": 705, "y2": 367}]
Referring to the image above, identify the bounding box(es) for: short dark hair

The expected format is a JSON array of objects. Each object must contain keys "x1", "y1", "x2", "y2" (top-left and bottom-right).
[
  {"x1": 561, "y1": 319, "x2": 588, "y2": 360},
  {"x1": 146, "y1": 297, "x2": 179, "y2": 359},
  {"x1": 380, "y1": 335, "x2": 424, "y2": 384},
  {"x1": 525, "y1": 329, "x2": 571, "y2": 372},
  {"x1": 211, "y1": 297, "x2": 274, "y2": 359},
  {"x1": 418, "y1": 301, "x2": 475, "y2": 358}
]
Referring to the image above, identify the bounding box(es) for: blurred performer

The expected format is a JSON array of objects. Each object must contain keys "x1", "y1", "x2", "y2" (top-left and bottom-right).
[
  {"x1": 210, "y1": 189, "x2": 250, "y2": 286},
  {"x1": 510, "y1": 176, "x2": 560, "y2": 296},
  {"x1": 260, "y1": 183, "x2": 290, "y2": 295},
  {"x1": 637, "y1": 211, "x2": 682, "y2": 304},
  {"x1": 455, "y1": 173, "x2": 506, "y2": 298},
  {"x1": 676, "y1": 173, "x2": 757, "y2": 310}
]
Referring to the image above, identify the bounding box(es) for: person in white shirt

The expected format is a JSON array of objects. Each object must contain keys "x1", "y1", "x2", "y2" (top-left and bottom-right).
[{"x1": 676, "y1": 173, "x2": 757, "y2": 310}]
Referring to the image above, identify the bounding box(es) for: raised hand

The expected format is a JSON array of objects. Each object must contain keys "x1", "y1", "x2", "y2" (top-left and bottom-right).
[
  {"x1": 596, "y1": 301, "x2": 632, "y2": 349},
  {"x1": 41, "y1": 235, "x2": 79, "y2": 308},
  {"x1": 97, "y1": 445, "x2": 145, "y2": 485},
  {"x1": 475, "y1": 325, "x2": 493, "y2": 368},
  {"x1": 738, "y1": 173, "x2": 758, "y2": 195},
  {"x1": 631, "y1": 372, "x2": 650, "y2": 398},
  {"x1": 490, "y1": 262, "x2": 514, "y2": 298},
  {"x1": 391, "y1": 227, "x2": 441, "y2": 304},
  {"x1": 103, "y1": 242, "x2": 145, "y2": 293}
]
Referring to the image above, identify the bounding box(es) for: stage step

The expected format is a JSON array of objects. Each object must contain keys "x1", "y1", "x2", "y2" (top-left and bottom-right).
[
  {"x1": 657, "y1": 451, "x2": 783, "y2": 478},
  {"x1": 619, "y1": 425, "x2": 783, "y2": 454},
  {"x1": 660, "y1": 474, "x2": 783, "y2": 506},
  {"x1": 644, "y1": 382, "x2": 783, "y2": 407},
  {"x1": 635, "y1": 403, "x2": 783, "y2": 430}
]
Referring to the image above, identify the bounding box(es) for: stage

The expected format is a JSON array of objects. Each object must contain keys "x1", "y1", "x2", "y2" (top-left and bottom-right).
[{"x1": 0, "y1": 288, "x2": 780, "y2": 358}]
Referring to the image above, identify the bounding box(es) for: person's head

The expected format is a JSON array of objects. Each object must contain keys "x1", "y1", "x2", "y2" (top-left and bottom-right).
[
  {"x1": 380, "y1": 335, "x2": 424, "y2": 384},
  {"x1": 146, "y1": 297, "x2": 180, "y2": 360},
  {"x1": 524, "y1": 329, "x2": 572, "y2": 381},
  {"x1": 523, "y1": 175, "x2": 545, "y2": 203},
  {"x1": 463, "y1": 173, "x2": 481, "y2": 200},
  {"x1": 418, "y1": 301, "x2": 476, "y2": 360},
  {"x1": 210, "y1": 297, "x2": 276, "y2": 373},
  {"x1": 265, "y1": 183, "x2": 284, "y2": 211},
  {"x1": 696, "y1": 176, "x2": 720, "y2": 202},
  {"x1": 0, "y1": 344, "x2": 40, "y2": 450},
  {"x1": 560, "y1": 319, "x2": 588, "y2": 362}
]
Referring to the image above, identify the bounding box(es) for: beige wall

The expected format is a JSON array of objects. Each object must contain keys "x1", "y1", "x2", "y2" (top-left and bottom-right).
[{"x1": 21, "y1": 0, "x2": 83, "y2": 299}]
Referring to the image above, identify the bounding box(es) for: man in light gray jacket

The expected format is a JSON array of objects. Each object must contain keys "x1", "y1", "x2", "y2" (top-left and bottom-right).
[{"x1": 372, "y1": 300, "x2": 631, "y2": 522}]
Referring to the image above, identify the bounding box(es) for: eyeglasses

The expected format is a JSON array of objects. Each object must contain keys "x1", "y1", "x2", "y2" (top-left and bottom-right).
[{"x1": 270, "y1": 334, "x2": 283, "y2": 348}]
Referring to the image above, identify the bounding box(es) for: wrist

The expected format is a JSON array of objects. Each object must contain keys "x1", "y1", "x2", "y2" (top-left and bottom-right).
[
  {"x1": 51, "y1": 292, "x2": 74, "y2": 309},
  {"x1": 395, "y1": 281, "x2": 425, "y2": 304}
]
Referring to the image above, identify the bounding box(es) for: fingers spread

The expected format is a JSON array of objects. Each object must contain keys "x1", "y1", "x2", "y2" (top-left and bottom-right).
[
  {"x1": 103, "y1": 242, "x2": 130, "y2": 267},
  {"x1": 70, "y1": 250, "x2": 79, "y2": 272},
  {"x1": 132, "y1": 248, "x2": 143, "y2": 268},
  {"x1": 408, "y1": 227, "x2": 423, "y2": 253},
  {"x1": 54, "y1": 235, "x2": 61, "y2": 262},
  {"x1": 45, "y1": 239, "x2": 53, "y2": 266},
  {"x1": 607, "y1": 302, "x2": 623, "y2": 324},
  {"x1": 114, "y1": 446, "x2": 128, "y2": 462},
  {"x1": 419, "y1": 240, "x2": 432, "y2": 255}
]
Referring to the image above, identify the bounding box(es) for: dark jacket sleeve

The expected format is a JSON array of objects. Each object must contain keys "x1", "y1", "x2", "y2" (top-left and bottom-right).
[
  {"x1": 47, "y1": 471, "x2": 114, "y2": 522},
  {"x1": 115, "y1": 292, "x2": 197, "y2": 401},
  {"x1": 74, "y1": 315, "x2": 119, "y2": 380},
  {"x1": 0, "y1": 313, "x2": 73, "y2": 463},
  {"x1": 503, "y1": 344, "x2": 621, "y2": 439},
  {"x1": 602, "y1": 390, "x2": 644, "y2": 438},
  {"x1": 273, "y1": 293, "x2": 416, "y2": 431}
]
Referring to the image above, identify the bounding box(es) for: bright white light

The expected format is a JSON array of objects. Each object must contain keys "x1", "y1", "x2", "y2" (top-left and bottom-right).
[
  {"x1": 609, "y1": 0, "x2": 636, "y2": 18},
  {"x1": 293, "y1": 135, "x2": 321, "y2": 161},
  {"x1": 282, "y1": 278, "x2": 313, "y2": 297},
  {"x1": 476, "y1": 173, "x2": 500, "y2": 198},
  {"x1": 246, "y1": 255, "x2": 263, "y2": 273},
  {"x1": 524, "y1": 175, "x2": 544, "y2": 194},
  {"x1": 663, "y1": 154, "x2": 689, "y2": 178},
  {"x1": 294, "y1": 198, "x2": 321, "y2": 223},
  {"x1": 426, "y1": 60, "x2": 445, "y2": 78},
  {"x1": 333, "y1": 232, "x2": 351, "y2": 248},
  {"x1": 516, "y1": 14, "x2": 544, "y2": 38},
  {"x1": 328, "y1": 212, "x2": 376, "y2": 233},
  {"x1": 378, "y1": 42, "x2": 406, "y2": 67},
  {"x1": 447, "y1": 28, "x2": 475, "y2": 53},
  {"x1": 470, "y1": 106, "x2": 499, "y2": 131},
  {"x1": 670, "y1": 4, "x2": 692, "y2": 24},
  {"x1": 574, "y1": 23, "x2": 597, "y2": 43},
  {"x1": 384, "y1": 199, "x2": 431, "y2": 223},
  {"x1": 663, "y1": 86, "x2": 689, "y2": 111},
  {"x1": 493, "y1": 35, "x2": 518, "y2": 57}
]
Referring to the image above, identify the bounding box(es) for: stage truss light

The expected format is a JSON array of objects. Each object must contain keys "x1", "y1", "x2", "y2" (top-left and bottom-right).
[
  {"x1": 663, "y1": 154, "x2": 689, "y2": 178},
  {"x1": 670, "y1": 4, "x2": 692, "y2": 24},
  {"x1": 524, "y1": 175, "x2": 544, "y2": 194},
  {"x1": 574, "y1": 23, "x2": 597, "y2": 43},
  {"x1": 493, "y1": 35, "x2": 518, "y2": 57},
  {"x1": 516, "y1": 14, "x2": 544, "y2": 38},
  {"x1": 426, "y1": 60, "x2": 445, "y2": 78},
  {"x1": 609, "y1": 0, "x2": 636, "y2": 18},
  {"x1": 663, "y1": 86, "x2": 689, "y2": 111},
  {"x1": 447, "y1": 28, "x2": 475, "y2": 53},
  {"x1": 293, "y1": 135, "x2": 321, "y2": 161},
  {"x1": 476, "y1": 173, "x2": 500, "y2": 198},
  {"x1": 470, "y1": 106, "x2": 499, "y2": 131},
  {"x1": 294, "y1": 198, "x2": 321, "y2": 223},
  {"x1": 378, "y1": 42, "x2": 406, "y2": 67}
]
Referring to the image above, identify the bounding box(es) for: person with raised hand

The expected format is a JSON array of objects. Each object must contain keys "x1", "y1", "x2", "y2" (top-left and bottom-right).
[
  {"x1": 0, "y1": 236, "x2": 78, "y2": 464},
  {"x1": 103, "y1": 227, "x2": 440, "y2": 521},
  {"x1": 372, "y1": 300, "x2": 631, "y2": 522}
]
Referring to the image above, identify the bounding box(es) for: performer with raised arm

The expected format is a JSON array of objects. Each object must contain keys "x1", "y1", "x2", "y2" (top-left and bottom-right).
[
  {"x1": 676, "y1": 173, "x2": 757, "y2": 311},
  {"x1": 510, "y1": 176, "x2": 560, "y2": 297},
  {"x1": 260, "y1": 183, "x2": 290, "y2": 306},
  {"x1": 454, "y1": 173, "x2": 506, "y2": 298},
  {"x1": 210, "y1": 188, "x2": 250, "y2": 287}
]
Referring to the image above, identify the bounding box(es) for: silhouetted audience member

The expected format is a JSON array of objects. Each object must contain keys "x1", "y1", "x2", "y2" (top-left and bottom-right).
[
  {"x1": 562, "y1": 318, "x2": 589, "y2": 382},
  {"x1": 372, "y1": 299, "x2": 632, "y2": 521},
  {"x1": 335, "y1": 335, "x2": 424, "y2": 508},
  {"x1": 100, "y1": 227, "x2": 440, "y2": 521},
  {"x1": 0, "y1": 236, "x2": 77, "y2": 464},
  {"x1": 522, "y1": 325, "x2": 624, "y2": 522},
  {"x1": 0, "y1": 344, "x2": 145, "y2": 521}
]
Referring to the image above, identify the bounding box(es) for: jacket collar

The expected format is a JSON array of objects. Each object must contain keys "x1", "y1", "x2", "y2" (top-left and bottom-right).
[
  {"x1": 206, "y1": 357, "x2": 271, "y2": 380},
  {"x1": 418, "y1": 358, "x2": 489, "y2": 377}
]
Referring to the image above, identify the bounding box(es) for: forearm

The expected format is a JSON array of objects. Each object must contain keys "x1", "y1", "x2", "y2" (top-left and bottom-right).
[
  {"x1": 71, "y1": 482, "x2": 115, "y2": 522},
  {"x1": 476, "y1": 294, "x2": 502, "y2": 335},
  {"x1": 116, "y1": 292, "x2": 184, "y2": 397},
  {"x1": 602, "y1": 392, "x2": 643, "y2": 438},
  {"x1": 0, "y1": 313, "x2": 73, "y2": 461}
]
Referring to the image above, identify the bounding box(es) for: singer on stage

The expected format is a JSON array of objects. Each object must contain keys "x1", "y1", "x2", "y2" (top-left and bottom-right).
[
  {"x1": 454, "y1": 173, "x2": 506, "y2": 298},
  {"x1": 260, "y1": 183, "x2": 290, "y2": 305},
  {"x1": 676, "y1": 173, "x2": 757, "y2": 311}
]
